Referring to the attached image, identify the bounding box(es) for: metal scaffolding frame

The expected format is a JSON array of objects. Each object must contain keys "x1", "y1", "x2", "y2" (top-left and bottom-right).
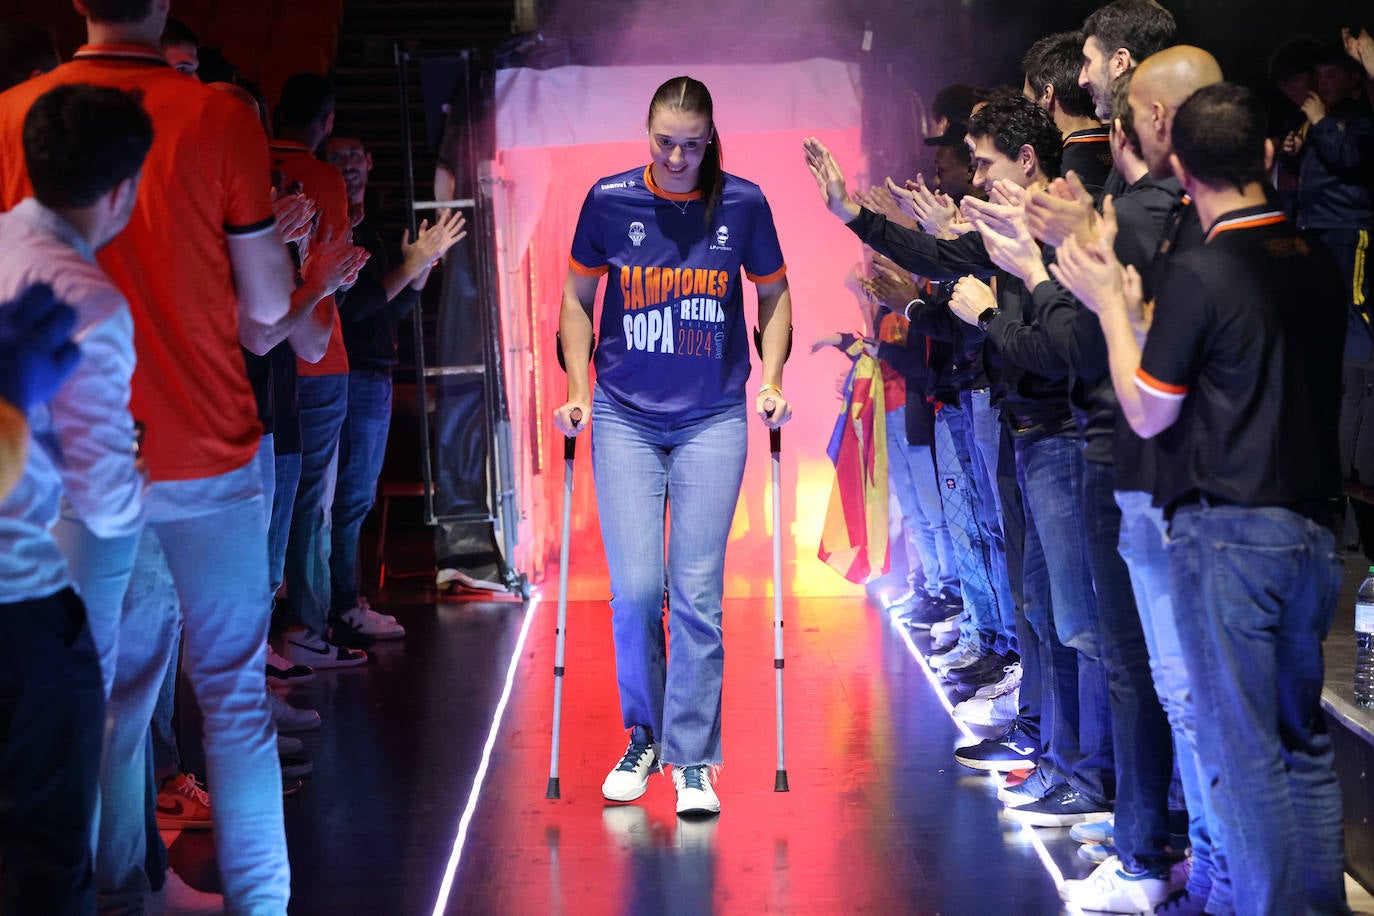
[{"x1": 394, "y1": 44, "x2": 528, "y2": 598}]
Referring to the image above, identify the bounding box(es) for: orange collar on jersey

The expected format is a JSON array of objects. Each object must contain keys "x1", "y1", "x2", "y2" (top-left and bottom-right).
[
  {"x1": 73, "y1": 43, "x2": 169, "y2": 65},
  {"x1": 1205, "y1": 210, "x2": 1286, "y2": 242},
  {"x1": 643, "y1": 165, "x2": 702, "y2": 203}
]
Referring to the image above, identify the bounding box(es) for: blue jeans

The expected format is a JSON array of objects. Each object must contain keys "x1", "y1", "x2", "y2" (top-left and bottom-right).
[
  {"x1": 591, "y1": 388, "x2": 747, "y2": 766},
  {"x1": 964, "y1": 389, "x2": 1017, "y2": 649},
  {"x1": 934, "y1": 404, "x2": 1002, "y2": 651},
  {"x1": 1168, "y1": 505, "x2": 1346, "y2": 916},
  {"x1": 287, "y1": 373, "x2": 347, "y2": 637},
  {"x1": 331, "y1": 371, "x2": 393, "y2": 610},
  {"x1": 885, "y1": 405, "x2": 957, "y2": 597},
  {"x1": 1116, "y1": 490, "x2": 1220, "y2": 907},
  {"x1": 1082, "y1": 461, "x2": 1172, "y2": 872},
  {"x1": 136, "y1": 454, "x2": 286, "y2": 913},
  {"x1": 1015, "y1": 434, "x2": 1111, "y2": 804},
  {"x1": 270, "y1": 451, "x2": 301, "y2": 597}
]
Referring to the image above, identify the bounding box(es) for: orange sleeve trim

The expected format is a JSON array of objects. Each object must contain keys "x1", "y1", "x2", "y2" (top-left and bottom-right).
[
  {"x1": 746, "y1": 264, "x2": 787, "y2": 285},
  {"x1": 569, "y1": 256, "x2": 609, "y2": 277},
  {"x1": 1134, "y1": 367, "x2": 1188, "y2": 400}
]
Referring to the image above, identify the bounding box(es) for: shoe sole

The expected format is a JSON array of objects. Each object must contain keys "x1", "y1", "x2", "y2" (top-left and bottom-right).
[
  {"x1": 602, "y1": 783, "x2": 649, "y2": 803},
  {"x1": 954, "y1": 753, "x2": 1039, "y2": 772},
  {"x1": 1005, "y1": 808, "x2": 1113, "y2": 828},
  {"x1": 676, "y1": 804, "x2": 720, "y2": 816},
  {"x1": 286, "y1": 643, "x2": 368, "y2": 669},
  {"x1": 155, "y1": 815, "x2": 212, "y2": 830},
  {"x1": 267, "y1": 672, "x2": 315, "y2": 688},
  {"x1": 953, "y1": 709, "x2": 1016, "y2": 728}
]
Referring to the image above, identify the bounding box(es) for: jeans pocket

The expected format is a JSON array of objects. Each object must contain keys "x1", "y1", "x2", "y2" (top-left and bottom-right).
[{"x1": 1209, "y1": 540, "x2": 1304, "y2": 632}]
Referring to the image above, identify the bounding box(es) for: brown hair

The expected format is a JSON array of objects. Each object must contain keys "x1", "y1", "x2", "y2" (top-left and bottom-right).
[{"x1": 647, "y1": 76, "x2": 723, "y2": 227}]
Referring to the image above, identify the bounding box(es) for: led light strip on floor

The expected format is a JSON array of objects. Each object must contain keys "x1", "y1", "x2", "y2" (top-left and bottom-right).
[
  {"x1": 431, "y1": 593, "x2": 542, "y2": 916},
  {"x1": 894, "y1": 620, "x2": 1079, "y2": 910}
]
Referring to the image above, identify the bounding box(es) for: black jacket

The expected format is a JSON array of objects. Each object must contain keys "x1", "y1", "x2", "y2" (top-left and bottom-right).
[
  {"x1": 846, "y1": 207, "x2": 1076, "y2": 442},
  {"x1": 338, "y1": 216, "x2": 422, "y2": 373}
]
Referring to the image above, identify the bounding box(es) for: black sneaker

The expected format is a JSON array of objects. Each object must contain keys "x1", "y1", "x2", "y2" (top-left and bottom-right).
[
  {"x1": 953, "y1": 719, "x2": 1041, "y2": 771},
  {"x1": 327, "y1": 611, "x2": 378, "y2": 650},
  {"x1": 903, "y1": 594, "x2": 961, "y2": 629},
  {"x1": 279, "y1": 753, "x2": 313, "y2": 780},
  {"x1": 946, "y1": 650, "x2": 1019, "y2": 686},
  {"x1": 1004, "y1": 782, "x2": 1111, "y2": 827}
]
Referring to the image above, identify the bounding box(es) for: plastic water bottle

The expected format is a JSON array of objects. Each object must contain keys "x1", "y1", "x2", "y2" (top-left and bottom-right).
[{"x1": 1357, "y1": 566, "x2": 1374, "y2": 707}]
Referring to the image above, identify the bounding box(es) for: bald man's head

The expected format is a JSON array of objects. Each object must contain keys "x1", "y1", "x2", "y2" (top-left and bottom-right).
[{"x1": 1127, "y1": 46, "x2": 1223, "y2": 177}]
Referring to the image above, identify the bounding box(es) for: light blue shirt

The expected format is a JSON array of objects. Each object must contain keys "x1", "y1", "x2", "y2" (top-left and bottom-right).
[{"x1": 0, "y1": 199, "x2": 143, "y2": 604}]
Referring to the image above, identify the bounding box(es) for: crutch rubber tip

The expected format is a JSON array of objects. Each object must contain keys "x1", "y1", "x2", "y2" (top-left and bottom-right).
[
  {"x1": 545, "y1": 778, "x2": 561, "y2": 799},
  {"x1": 774, "y1": 770, "x2": 789, "y2": 793}
]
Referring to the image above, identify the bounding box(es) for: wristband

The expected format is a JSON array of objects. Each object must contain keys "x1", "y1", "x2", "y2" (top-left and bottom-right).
[
  {"x1": 758, "y1": 384, "x2": 783, "y2": 397},
  {"x1": 904, "y1": 298, "x2": 924, "y2": 320}
]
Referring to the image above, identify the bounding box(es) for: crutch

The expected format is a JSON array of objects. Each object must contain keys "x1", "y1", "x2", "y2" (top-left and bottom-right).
[
  {"x1": 547, "y1": 332, "x2": 592, "y2": 800},
  {"x1": 755, "y1": 327, "x2": 792, "y2": 793}
]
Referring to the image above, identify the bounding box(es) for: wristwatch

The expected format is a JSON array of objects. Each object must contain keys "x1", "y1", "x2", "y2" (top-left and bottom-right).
[{"x1": 977, "y1": 307, "x2": 1000, "y2": 331}]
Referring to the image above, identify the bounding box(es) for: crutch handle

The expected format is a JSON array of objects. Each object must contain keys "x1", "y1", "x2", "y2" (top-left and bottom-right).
[
  {"x1": 563, "y1": 408, "x2": 583, "y2": 459},
  {"x1": 762, "y1": 400, "x2": 782, "y2": 453}
]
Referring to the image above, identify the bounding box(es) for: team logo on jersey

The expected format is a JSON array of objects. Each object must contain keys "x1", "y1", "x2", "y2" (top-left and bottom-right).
[
  {"x1": 711, "y1": 225, "x2": 732, "y2": 251},
  {"x1": 628, "y1": 221, "x2": 646, "y2": 247}
]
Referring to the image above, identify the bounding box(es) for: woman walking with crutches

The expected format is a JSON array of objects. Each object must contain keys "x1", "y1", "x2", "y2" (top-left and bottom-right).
[{"x1": 552, "y1": 75, "x2": 792, "y2": 817}]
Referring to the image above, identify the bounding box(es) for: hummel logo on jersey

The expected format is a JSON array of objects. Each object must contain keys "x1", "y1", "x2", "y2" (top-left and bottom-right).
[{"x1": 628, "y1": 221, "x2": 646, "y2": 247}]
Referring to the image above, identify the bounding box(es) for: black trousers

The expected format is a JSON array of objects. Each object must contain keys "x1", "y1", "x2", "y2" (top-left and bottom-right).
[{"x1": 0, "y1": 588, "x2": 104, "y2": 915}]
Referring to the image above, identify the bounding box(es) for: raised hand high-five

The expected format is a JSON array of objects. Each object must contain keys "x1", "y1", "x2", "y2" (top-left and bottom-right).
[{"x1": 802, "y1": 137, "x2": 861, "y2": 222}]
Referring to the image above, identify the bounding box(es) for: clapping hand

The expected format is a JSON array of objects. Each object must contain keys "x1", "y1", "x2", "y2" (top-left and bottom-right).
[
  {"x1": 948, "y1": 275, "x2": 997, "y2": 326},
  {"x1": 1026, "y1": 172, "x2": 1098, "y2": 248}
]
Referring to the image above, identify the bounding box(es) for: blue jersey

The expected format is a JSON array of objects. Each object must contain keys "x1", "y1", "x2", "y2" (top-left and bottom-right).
[{"x1": 569, "y1": 165, "x2": 786, "y2": 419}]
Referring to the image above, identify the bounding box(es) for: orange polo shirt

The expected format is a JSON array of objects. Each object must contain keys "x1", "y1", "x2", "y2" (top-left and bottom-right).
[
  {"x1": 0, "y1": 44, "x2": 276, "y2": 481},
  {"x1": 270, "y1": 141, "x2": 351, "y2": 377}
]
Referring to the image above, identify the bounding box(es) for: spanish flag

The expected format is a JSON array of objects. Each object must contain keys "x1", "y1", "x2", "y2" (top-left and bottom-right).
[{"x1": 818, "y1": 342, "x2": 889, "y2": 583}]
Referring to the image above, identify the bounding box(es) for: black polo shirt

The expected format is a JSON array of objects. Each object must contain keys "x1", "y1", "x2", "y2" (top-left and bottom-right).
[
  {"x1": 1138, "y1": 204, "x2": 1346, "y2": 512},
  {"x1": 1062, "y1": 126, "x2": 1113, "y2": 199}
]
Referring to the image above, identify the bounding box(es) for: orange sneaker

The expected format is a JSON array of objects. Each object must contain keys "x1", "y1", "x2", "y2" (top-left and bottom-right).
[{"x1": 155, "y1": 773, "x2": 212, "y2": 830}]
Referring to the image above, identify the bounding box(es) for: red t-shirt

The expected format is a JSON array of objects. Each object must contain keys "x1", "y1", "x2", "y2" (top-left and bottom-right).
[
  {"x1": 270, "y1": 142, "x2": 350, "y2": 377},
  {"x1": 0, "y1": 44, "x2": 276, "y2": 481}
]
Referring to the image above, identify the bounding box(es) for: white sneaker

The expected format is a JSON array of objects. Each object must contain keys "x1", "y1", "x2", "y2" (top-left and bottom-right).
[
  {"x1": 953, "y1": 688, "x2": 1019, "y2": 727},
  {"x1": 340, "y1": 600, "x2": 405, "y2": 640},
  {"x1": 602, "y1": 726, "x2": 659, "y2": 802},
  {"x1": 152, "y1": 868, "x2": 223, "y2": 915},
  {"x1": 930, "y1": 613, "x2": 964, "y2": 640},
  {"x1": 1061, "y1": 854, "x2": 1185, "y2": 912},
  {"x1": 285, "y1": 630, "x2": 368, "y2": 668},
  {"x1": 268, "y1": 689, "x2": 321, "y2": 732},
  {"x1": 672, "y1": 764, "x2": 720, "y2": 816}
]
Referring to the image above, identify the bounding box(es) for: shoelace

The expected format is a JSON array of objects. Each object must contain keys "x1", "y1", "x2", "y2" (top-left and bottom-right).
[
  {"x1": 615, "y1": 742, "x2": 654, "y2": 773},
  {"x1": 679, "y1": 765, "x2": 708, "y2": 791},
  {"x1": 177, "y1": 774, "x2": 211, "y2": 806}
]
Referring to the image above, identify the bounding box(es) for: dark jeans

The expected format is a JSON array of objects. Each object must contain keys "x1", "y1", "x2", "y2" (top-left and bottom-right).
[
  {"x1": 1015, "y1": 433, "x2": 1112, "y2": 804},
  {"x1": 286, "y1": 373, "x2": 348, "y2": 637},
  {"x1": 1169, "y1": 505, "x2": 1347, "y2": 916},
  {"x1": 331, "y1": 370, "x2": 393, "y2": 610},
  {"x1": 0, "y1": 588, "x2": 103, "y2": 916},
  {"x1": 1082, "y1": 459, "x2": 1172, "y2": 871}
]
